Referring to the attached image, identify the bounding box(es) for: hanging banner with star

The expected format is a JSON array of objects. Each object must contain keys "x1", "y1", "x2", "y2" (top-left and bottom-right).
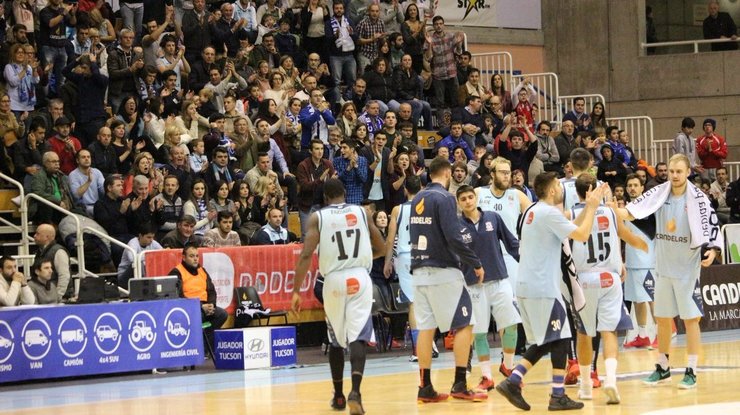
[{"x1": 435, "y1": 0, "x2": 541, "y2": 29}]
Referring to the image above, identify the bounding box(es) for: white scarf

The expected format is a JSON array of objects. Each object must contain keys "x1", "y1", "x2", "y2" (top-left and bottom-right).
[{"x1": 626, "y1": 181, "x2": 722, "y2": 250}]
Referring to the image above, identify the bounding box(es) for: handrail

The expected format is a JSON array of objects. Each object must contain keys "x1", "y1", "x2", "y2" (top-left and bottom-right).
[
  {"x1": 641, "y1": 37, "x2": 740, "y2": 53},
  {"x1": 0, "y1": 172, "x2": 30, "y2": 255},
  {"x1": 23, "y1": 193, "x2": 86, "y2": 282},
  {"x1": 81, "y1": 226, "x2": 134, "y2": 296}
]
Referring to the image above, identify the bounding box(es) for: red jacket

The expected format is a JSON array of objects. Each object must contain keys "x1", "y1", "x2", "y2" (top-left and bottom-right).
[{"x1": 696, "y1": 133, "x2": 728, "y2": 169}]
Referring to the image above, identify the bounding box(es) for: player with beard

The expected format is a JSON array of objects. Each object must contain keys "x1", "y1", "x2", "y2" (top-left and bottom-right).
[{"x1": 475, "y1": 157, "x2": 531, "y2": 377}]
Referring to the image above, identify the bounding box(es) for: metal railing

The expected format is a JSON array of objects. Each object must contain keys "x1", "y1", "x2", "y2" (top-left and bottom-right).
[
  {"x1": 606, "y1": 116, "x2": 655, "y2": 165},
  {"x1": 558, "y1": 94, "x2": 606, "y2": 122},
  {"x1": 654, "y1": 139, "x2": 740, "y2": 181},
  {"x1": 641, "y1": 38, "x2": 740, "y2": 54},
  {"x1": 0, "y1": 172, "x2": 31, "y2": 255},
  {"x1": 512, "y1": 72, "x2": 560, "y2": 125},
  {"x1": 23, "y1": 194, "x2": 86, "y2": 274},
  {"x1": 469, "y1": 51, "x2": 516, "y2": 95},
  {"x1": 81, "y1": 226, "x2": 136, "y2": 296}
]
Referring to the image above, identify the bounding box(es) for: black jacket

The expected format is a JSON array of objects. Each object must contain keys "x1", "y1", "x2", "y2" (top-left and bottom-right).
[
  {"x1": 93, "y1": 194, "x2": 130, "y2": 236},
  {"x1": 87, "y1": 141, "x2": 118, "y2": 177},
  {"x1": 393, "y1": 67, "x2": 421, "y2": 101},
  {"x1": 364, "y1": 69, "x2": 394, "y2": 103}
]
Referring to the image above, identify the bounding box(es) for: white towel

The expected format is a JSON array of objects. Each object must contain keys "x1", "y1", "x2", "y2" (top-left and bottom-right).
[{"x1": 626, "y1": 181, "x2": 722, "y2": 250}]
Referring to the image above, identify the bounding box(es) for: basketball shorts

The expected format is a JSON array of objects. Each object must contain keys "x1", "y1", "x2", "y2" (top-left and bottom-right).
[
  {"x1": 654, "y1": 274, "x2": 703, "y2": 320},
  {"x1": 413, "y1": 268, "x2": 474, "y2": 332},
  {"x1": 577, "y1": 271, "x2": 633, "y2": 337},
  {"x1": 503, "y1": 252, "x2": 519, "y2": 297},
  {"x1": 395, "y1": 252, "x2": 413, "y2": 303},
  {"x1": 323, "y1": 267, "x2": 373, "y2": 348},
  {"x1": 469, "y1": 279, "x2": 521, "y2": 334},
  {"x1": 624, "y1": 268, "x2": 655, "y2": 303},
  {"x1": 518, "y1": 296, "x2": 572, "y2": 346}
]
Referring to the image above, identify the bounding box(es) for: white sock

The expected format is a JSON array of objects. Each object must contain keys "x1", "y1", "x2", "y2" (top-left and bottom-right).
[
  {"x1": 687, "y1": 354, "x2": 698, "y2": 371},
  {"x1": 604, "y1": 358, "x2": 617, "y2": 386},
  {"x1": 658, "y1": 353, "x2": 669, "y2": 370},
  {"x1": 503, "y1": 352, "x2": 514, "y2": 369},
  {"x1": 638, "y1": 325, "x2": 648, "y2": 338},
  {"x1": 579, "y1": 365, "x2": 591, "y2": 383},
  {"x1": 480, "y1": 359, "x2": 492, "y2": 379}
]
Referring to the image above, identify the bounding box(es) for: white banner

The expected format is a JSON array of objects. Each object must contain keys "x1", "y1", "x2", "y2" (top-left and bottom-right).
[{"x1": 435, "y1": 0, "x2": 542, "y2": 29}]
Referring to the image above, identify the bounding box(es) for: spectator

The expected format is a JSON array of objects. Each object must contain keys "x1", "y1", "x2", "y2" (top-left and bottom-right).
[
  {"x1": 534, "y1": 121, "x2": 560, "y2": 173},
  {"x1": 379, "y1": 111, "x2": 401, "y2": 148},
  {"x1": 358, "y1": 100, "x2": 385, "y2": 140},
  {"x1": 394, "y1": 53, "x2": 432, "y2": 130},
  {"x1": 726, "y1": 173, "x2": 740, "y2": 223},
  {"x1": 326, "y1": 1, "x2": 358, "y2": 91},
  {"x1": 617, "y1": 129, "x2": 638, "y2": 172},
  {"x1": 69, "y1": 149, "x2": 105, "y2": 216},
  {"x1": 451, "y1": 96, "x2": 486, "y2": 150},
  {"x1": 251, "y1": 118, "x2": 297, "y2": 208},
  {"x1": 498, "y1": 127, "x2": 538, "y2": 184},
  {"x1": 123, "y1": 151, "x2": 163, "y2": 197},
  {"x1": 512, "y1": 78, "x2": 537, "y2": 133},
  {"x1": 29, "y1": 151, "x2": 81, "y2": 224},
  {"x1": 33, "y1": 224, "x2": 71, "y2": 299},
  {"x1": 554, "y1": 120, "x2": 577, "y2": 169},
  {"x1": 117, "y1": 224, "x2": 162, "y2": 288},
  {"x1": 124, "y1": 175, "x2": 155, "y2": 235},
  {"x1": 343, "y1": 77, "x2": 372, "y2": 114},
  {"x1": 380, "y1": 0, "x2": 404, "y2": 33},
  {"x1": 87, "y1": 126, "x2": 118, "y2": 177},
  {"x1": 252, "y1": 174, "x2": 285, "y2": 225},
  {"x1": 361, "y1": 131, "x2": 392, "y2": 212},
  {"x1": 424, "y1": 16, "x2": 464, "y2": 109},
  {"x1": 299, "y1": 88, "x2": 336, "y2": 149},
  {"x1": 336, "y1": 102, "x2": 359, "y2": 138},
  {"x1": 208, "y1": 180, "x2": 240, "y2": 225},
  {"x1": 249, "y1": 32, "x2": 281, "y2": 69},
  {"x1": 296, "y1": 138, "x2": 336, "y2": 236},
  {"x1": 605, "y1": 125, "x2": 629, "y2": 165},
  {"x1": 234, "y1": 0, "x2": 259, "y2": 36},
  {"x1": 163, "y1": 144, "x2": 194, "y2": 201},
  {"x1": 388, "y1": 151, "x2": 414, "y2": 210},
  {"x1": 696, "y1": 118, "x2": 728, "y2": 182},
  {"x1": 435, "y1": 120, "x2": 473, "y2": 163},
  {"x1": 184, "y1": 178, "x2": 216, "y2": 236},
  {"x1": 4, "y1": 43, "x2": 39, "y2": 116},
  {"x1": 304, "y1": 53, "x2": 339, "y2": 104},
  {"x1": 204, "y1": 63, "x2": 248, "y2": 114},
  {"x1": 204, "y1": 210, "x2": 241, "y2": 247},
  {"x1": 158, "y1": 70, "x2": 185, "y2": 118},
  {"x1": 182, "y1": 0, "x2": 213, "y2": 65},
  {"x1": 231, "y1": 179, "x2": 262, "y2": 243},
  {"x1": 246, "y1": 152, "x2": 286, "y2": 198},
  {"x1": 39, "y1": 0, "x2": 77, "y2": 96},
  {"x1": 703, "y1": 0, "x2": 738, "y2": 51},
  {"x1": 28, "y1": 259, "x2": 58, "y2": 305},
  {"x1": 0, "y1": 256, "x2": 35, "y2": 306},
  {"x1": 649, "y1": 161, "x2": 668, "y2": 190},
  {"x1": 710, "y1": 166, "x2": 730, "y2": 224},
  {"x1": 169, "y1": 245, "x2": 227, "y2": 348},
  {"x1": 448, "y1": 161, "x2": 469, "y2": 195},
  {"x1": 107, "y1": 29, "x2": 144, "y2": 113},
  {"x1": 205, "y1": 146, "x2": 239, "y2": 196},
  {"x1": 153, "y1": 175, "x2": 184, "y2": 239},
  {"x1": 94, "y1": 174, "x2": 134, "y2": 264},
  {"x1": 276, "y1": 18, "x2": 303, "y2": 70},
  {"x1": 12, "y1": 117, "x2": 46, "y2": 185},
  {"x1": 562, "y1": 97, "x2": 591, "y2": 133},
  {"x1": 211, "y1": 2, "x2": 249, "y2": 59},
  {"x1": 143, "y1": 9, "x2": 176, "y2": 67},
  {"x1": 161, "y1": 214, "x2": 203, "y2": 249},
  {"x1": 333, "y1": 138, "x2": 368, "y2": 204},
  {"x1": 189, "y1": 47, "x2": 218, "y2": 94},
  {"x1": 401, "y1": 3, "x2": 425, "y2": 74},
  {"x1": 672, "y1": 117, "x2": 701, "y2": 176},
  {"x1": 252, "y1": 207, "x2": 298, "y2": 245},
  {"x1": 0, "y1": 25, "x2": 29, "y2": 73},
  {"x1": 597, "y1": 143, "x2": 627, "y2": 189},
  {"x1": 589, "y1": 102, "x2": 607, "y2": 130},
  {"x1": 356, "y1": 3, "x2": 386, "y2": 76},
  {"x1": 456, "y1": 50, "x2": 473, "y2": 86},
  {"x1": 301, "y1": 0, "x2": 330, "y2": 63}
]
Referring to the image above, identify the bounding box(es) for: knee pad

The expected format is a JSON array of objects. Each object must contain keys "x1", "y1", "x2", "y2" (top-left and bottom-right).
[
  {"x1": 502, "y1": 325, "x2": 518, "y2": 350},
  {"x1": 473, "y1": 333, "x2": 490, "y2": 357}
]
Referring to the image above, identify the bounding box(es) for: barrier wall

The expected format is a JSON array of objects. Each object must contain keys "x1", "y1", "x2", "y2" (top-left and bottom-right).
[
  {"x1": 144, "y1": 245, "x2": 322, "y2": 314},
  {"x1": 0, "y1": 299, "x2": 204, "y2": 383}
]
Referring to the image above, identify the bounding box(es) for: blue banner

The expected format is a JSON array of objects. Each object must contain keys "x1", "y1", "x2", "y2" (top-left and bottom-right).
[
  {"x1": 0, "y1": 299, "x2": 204, "y2": 383},
  {"x1": 213, "y1": 326, "x2": 296, "y2": 370}
]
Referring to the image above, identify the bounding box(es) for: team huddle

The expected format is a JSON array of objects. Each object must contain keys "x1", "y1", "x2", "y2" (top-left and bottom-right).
[{"x1": 291, "y1": 149, "x2": 722, "y2": 414}]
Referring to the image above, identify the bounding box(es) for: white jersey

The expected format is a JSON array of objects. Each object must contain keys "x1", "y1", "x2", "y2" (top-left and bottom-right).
[
  {"x1": 569, "y1": 203, "x2": 622, "y2": 274},
  {"x1": 560, "y1": 178, "x2": 579, "y2": 211},
  {"x1": 477, "y1": 187, "x2": 521, "y2": 236},
  {"x1": 317, "y1": 203, "x2": 373, "y2": 276},
  {"x1": 395, "y1": 201, "x2": 412, "y2": 255}
]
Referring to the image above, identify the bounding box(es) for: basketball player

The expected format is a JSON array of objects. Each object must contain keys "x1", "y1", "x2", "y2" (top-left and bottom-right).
[
  {"x1": 622, "y1": 173, "x2": 657, "y2": 349},
  {"x1": 456, "y1": 185, "x2": 522, "y2": 393},
  {"x1": 615, "y1": 154, "x2": 721, "y2": 389},
  {"x1": 561, "y1": 148, "x2": 605, "y2": 387},
  {"x1": 383, "y1": 176, "x2": 430, "y2": 362},
  {"x1": 410, "y1": 157, "x2": 487, "y2": 403},
  {"x1": 292, "y1": 178, "x2": 386, "y2": 415},
  {"x1": 568, "y1": 173, "x2": 647, "y2": 404},
  {"x1": 496, "y1": 172, "x2": 607, "y2": 411},
  {"x1": 475, "y1": 157, "x2": 530, "y2": 375}
]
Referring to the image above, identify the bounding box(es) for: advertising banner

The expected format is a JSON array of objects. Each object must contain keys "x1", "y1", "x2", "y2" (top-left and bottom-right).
[
  {"x1": 144, "y1": 245, "x2": 322, "y2": 314},
  {"x1": 436, "y1": 0, "x2": 541, "y2": 29},
  {"x1": 700, "y1": 264, "x2": 740, "y2": 332},
  {"x1": 213, "y1": 326, "x2": 297, "y2": 370},
  {"x1": 0, "y1": 299, "x2": 204, "y2": 383}
]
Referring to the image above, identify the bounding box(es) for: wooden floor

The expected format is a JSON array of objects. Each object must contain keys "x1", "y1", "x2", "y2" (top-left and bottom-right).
[{"x1": 2, "y1": 336, "x2": 740, "y2": 415}]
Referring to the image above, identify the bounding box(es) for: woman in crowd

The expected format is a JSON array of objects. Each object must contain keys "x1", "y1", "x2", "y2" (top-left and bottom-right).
[
  {"x1": 143, "y1": 97, "x2": 168, "y2": 149},
  {"x1": 89, "y1": 8, "x2": 117, "y2": 45},
  {"x1": 364, "y1": 57, "x2": 399, "y2": 113},
  {"x1": 401, "y1": 3, "x2": 426, "y2": 74},
  {"x1": 208, "y1": 180, "x2": 241, "y2": 228},
  {"x1": 0, "y1": 93, "x2": 23, "y2": 148},
  {"x1": 388, "y1": 151, "x2": 414, "y2": 211},
  {"x1": 255, "y1": 98, "x2": 289, "y2": 164},
  {"x1": 231, "y1": 179, "x2": 262, "y2": 244},
  {"x1": 110, "y1": 119, "x2": 140, "y2": 175},
  {"x1": 116, "y1": 95, "x2": 145, "y2": 141},
  {"x1": 183, "y1": 178, "x2": 216, "y2": 236},
  {"x1": 300, "y1": 0, "x2": 329, "y2": 63},
  {"x1": 590, "y1": 101, "x2": 607, "y2": 130},
  {"x1": 335, "y1": 102, "x2": 358, "y2": 139},
  {"x1": 4, "y1": 43, "x2": 38, "y2": 118},
  {"x1": 369, "y1": 210, "x2": 395, "y2": 305},
  {"x1": 123, "y1": 151, "x2": 163, "y2": 197},
  {"x1": 252, "y1": 60, "x2": 272, "y2": 92},
  {"x1": 263, "y1": 72, "x2": 293, "y2": 114},
  {"x1": 490, "y1": 73, "x2": 513, "y2": 114},
  {"x1": 174, "y1": 100, "x2": 209, "y2": 144},
  {"x1": 252, "y1": 174, "x2": 286, "y2": 226},
  {"x1": 284, "y1": 97, "x2": 302, "y2": 144},
  {"x1": 277, "y1": 55, "x2": 301, "y2": 91}
]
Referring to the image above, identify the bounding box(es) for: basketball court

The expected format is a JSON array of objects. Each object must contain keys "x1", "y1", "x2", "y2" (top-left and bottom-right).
[{"x1": 2, "y1": 330, "x2": 739, "y2": 414}]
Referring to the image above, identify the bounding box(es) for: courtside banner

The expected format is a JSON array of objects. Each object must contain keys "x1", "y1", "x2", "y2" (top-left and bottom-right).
[
  {"x1": 0, "y1": 299, "x2": 203, "y2": 383},
  {"x1": 436, "y1": 0, "x2": 541, "y2": 29},
  {"x1": 144, "y1": 245, "x2": 322, "y2": 314},
  {"x1": 700, "y1": 264, "x2": 740, "y2": 332}
]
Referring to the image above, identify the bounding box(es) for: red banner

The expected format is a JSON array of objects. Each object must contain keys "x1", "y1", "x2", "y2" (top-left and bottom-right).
[{"x1": 144, "y1": 245, "x2": 322, "y2": 314}]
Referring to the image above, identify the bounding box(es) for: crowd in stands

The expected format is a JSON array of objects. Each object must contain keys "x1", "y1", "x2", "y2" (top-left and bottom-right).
[{"x1": 0, "y1": 0, "x2": 735, "y2": 307}]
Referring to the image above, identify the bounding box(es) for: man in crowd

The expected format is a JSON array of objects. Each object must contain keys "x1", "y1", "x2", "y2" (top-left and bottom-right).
[
  {"x1": 46, "y1": 116, "x2": 81, "y2": 175},
  {"x1": 696, "y1": 118, "x2": 728, "y2": 182},
  {"x1": 252, "y1": 208, "x2": 298, "y2": 245},
  {"x1": 333, "y1": 139, "x2": 368, "y2": 205},
  {"x1": 28, "y1": 260, "x2": 59, "y2": 305},
  {"x1": 296, "y1": 139, "x2": 336, "y2": 237},
  {"x1": 703, "y1": 0, "x2": 738, "y2": 51},
  {"x1": 69, "y1": 149, "x2": 105, "y2": 216},
  {"x1": 710, "y1": 167, "x2": 731, "y2": 224},
  {"x1": 94, "y1": 174, "x2": 134, "y2": 265},
  {"x1": 118, "y1": 224, "x2": 162, "y2": 288},
  {"x1": 88, "y1": 126, "x2": 118, "y2": 177},
  {"x1": 0, "y1": 256, "x2": 35, "y2": 306},
  {"x1": 107, "y1": 29, "x2": 144, "y2": 112},
  {"x1": 355, "y1": 3, "x2": 385, "y2": 76},
  {"x1": 204, "y1": 211, "x2": 241, "y2": 247},
  {"x1": 33, "y1": 223, "x2": 71, "y2": 300},
  {"x1": 161, "y1": 215, "x2": 203, "y2": 249},
  {"x1": 30, "y1": 151, "x2": 80, "y2": 224},
  {"x1": 424, "y1": 16, "x2": 464, "y2": 109}
]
